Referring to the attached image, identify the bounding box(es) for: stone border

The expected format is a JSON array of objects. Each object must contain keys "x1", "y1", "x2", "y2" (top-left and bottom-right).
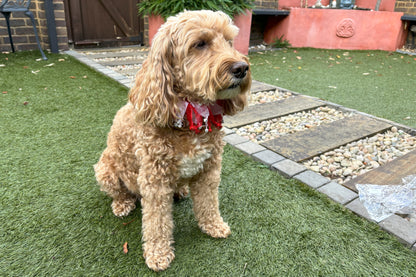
[
  {"x1": 223, "y1": 127, "x2": 416, "y2": 249},
  {"x1": 65, "y1": 50, "x2": 134, "y2": 88},
  {"x1": 65, "y1": 49, "x2": 416, "y2": 251}
]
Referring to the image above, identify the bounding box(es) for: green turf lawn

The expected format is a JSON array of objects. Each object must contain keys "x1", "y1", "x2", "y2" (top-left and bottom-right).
[
  {"x1": 249, "y1": 48, "x2": 416, "y2": 129},
  {"x1": 1, "y1": 51, "x2": 416, "y2": 276}
]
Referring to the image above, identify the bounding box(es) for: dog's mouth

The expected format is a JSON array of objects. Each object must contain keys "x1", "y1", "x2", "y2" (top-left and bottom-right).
[
  {"x1": 227, "y1": 83, "x2": 239, "y2": 90},
  {"x1": 217, "y1": 84, "x2": 241, "y2": 100}
]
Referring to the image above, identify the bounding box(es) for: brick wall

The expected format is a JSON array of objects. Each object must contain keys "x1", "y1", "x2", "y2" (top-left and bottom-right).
[
  {"x1": 254, "y1": 0, "x2": 279, "y2": 9},
  {"x1": 143, "y1": 15, "x2": 149, "y2": 47},
  {"x1": 395, "y1": 0, "x2": 416, "y2": 15},
  {"x1": 0, "y1": 0, "x2": 68, "y2": 52}
]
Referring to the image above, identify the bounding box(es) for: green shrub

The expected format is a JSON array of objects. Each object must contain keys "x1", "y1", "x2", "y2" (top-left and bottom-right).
[{"x1": 271, "y1": 35, "x2": 291, "y2": 48}]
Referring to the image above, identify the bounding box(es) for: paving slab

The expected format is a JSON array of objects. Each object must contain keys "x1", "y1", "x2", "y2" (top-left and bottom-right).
[
  {"x1": 317, "y1": 181, "x2": 358, "y2": 205},
  {"x1": 250, "y1": 80, "x2": 277, "y2": 93},
  {"x1": 379, "y1": 215, "x2": 416, "y2": 247},
  {"x1": 344, "y1": 149, "x2": 416, "y2": 192},
  {"x1": 262, "y1": 114, "x2": 391, "y2": 162},
  {"x1": 234, "y1": 141, "x2": 266, "y2": 155},
  {"x1": 271, "y1": 159, "x2": 307, "y2": 178},
  {"x1": 345, "y1": 198, "x2": 377, "y2": 222},
  {"x1": 224, "y1": 95, "x2": 324, "y2": 128},
  {"x1": 252, "y1": 150, "x2": 285, "y2": 167},
  {"x1": 294, "y1": 170, "x2": 331, "y2": 189},
  {"x1": 222, "y1": 127, "x2": 234, "y2": 136},
  {"x1": 223, "y1": 133, "x2": 249, "y2": 145}
]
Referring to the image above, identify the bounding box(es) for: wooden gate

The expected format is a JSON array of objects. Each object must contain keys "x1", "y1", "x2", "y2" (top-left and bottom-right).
[{"x1": 64, "y1": 0, "x2": 143, "y2": 47}]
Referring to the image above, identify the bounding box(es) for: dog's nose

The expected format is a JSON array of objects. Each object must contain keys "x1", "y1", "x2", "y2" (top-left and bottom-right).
[{"x1": 230, "y1": 62, "x2": 249, "y2": 79}]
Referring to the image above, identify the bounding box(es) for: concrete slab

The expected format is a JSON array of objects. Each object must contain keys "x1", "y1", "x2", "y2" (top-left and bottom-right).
[
  {"x1": 379, "y1": 215, "x2": 416, "y2": 247},
  {"x1": 294, "y1": 170, "x2": 331, "y2": 189},
  {"x1": 222, "y1": 127, "x2": 234, "y2": 136},
  {"x1": 271, "y1": 159, "x2": 307, "y2": 178},
  {"x1": 317, "y1": 181, "x2": 358, "y2": 205},
  {"x1": 250, "y1": 80, "x2": 277, "y2": 93},
  {"x1": 223, "y1": 133, "x2": 249, "y2": 146},
  {"x1": 252, "y1": 150, "x2": 285, "y2": 167},
  {"x1": 345, "y1": 198, "x2": 377, "y2": 223},
  {"x1": 234, "y1": 141, "x2": 266, "y2": 155}
]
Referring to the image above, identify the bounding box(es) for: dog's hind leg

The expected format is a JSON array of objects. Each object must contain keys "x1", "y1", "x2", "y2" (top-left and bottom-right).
[{"x1": 94, "y1": 150, "x2": 138, "y2": 217}]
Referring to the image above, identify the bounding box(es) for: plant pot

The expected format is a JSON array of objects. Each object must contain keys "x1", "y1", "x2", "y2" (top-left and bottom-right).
[
  {"x1": 148, "y1": 14, "x2": 165, "y2": 46},
  {"x1": 233, "y1": 10, "x2": 252, "y2": 55},
  {"x1": 148, "y1": 11, "x2": 253, "y2": 55}
]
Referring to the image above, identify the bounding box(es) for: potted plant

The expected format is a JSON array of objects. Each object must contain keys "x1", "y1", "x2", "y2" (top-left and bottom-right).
[{"x1": 138, "y1": 0, "x2": 254, "y2": 54}]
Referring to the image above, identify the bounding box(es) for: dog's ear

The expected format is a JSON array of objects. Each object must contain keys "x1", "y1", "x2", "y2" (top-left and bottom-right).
[{"x1": 129, "y1": 27, "x2": 178, "y2": 127}]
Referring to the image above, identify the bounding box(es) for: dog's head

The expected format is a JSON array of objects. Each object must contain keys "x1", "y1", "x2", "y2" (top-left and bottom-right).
[{"x1": 129, "y1": 10, "x2": 251, "y2": 127}]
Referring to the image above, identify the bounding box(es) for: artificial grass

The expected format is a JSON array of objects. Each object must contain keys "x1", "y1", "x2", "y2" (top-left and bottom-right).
[
  {"x1": 249, "y1": 48, "x2": 416, "y2": 129},
  {"x1": 1, "y1": 51, "x2": 416, "y2": 276}
]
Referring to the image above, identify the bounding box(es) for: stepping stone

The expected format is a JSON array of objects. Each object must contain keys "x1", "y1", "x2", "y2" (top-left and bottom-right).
[
  {"x1": 344, "y1": 149, "x2": 416, "y2": 192},
  {"x1": 262, "y1": 114, "x2": 391, "y2": 162},
  {"x1": 250, "y1": 80, "x2": 278, "y2": 93},
  {"x1": 223, "y1": 95, "x2": 324, "y2": 128}
]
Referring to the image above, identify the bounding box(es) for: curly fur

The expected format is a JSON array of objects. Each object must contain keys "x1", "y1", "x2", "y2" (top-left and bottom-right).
[{"x1": 94, "y1": 10, "x2": 251, "y2": 271}]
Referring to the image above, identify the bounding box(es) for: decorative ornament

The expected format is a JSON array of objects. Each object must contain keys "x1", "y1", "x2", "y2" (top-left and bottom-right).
[{"x1": 336, "y1": 18, "x2": 355, "y2": 38}]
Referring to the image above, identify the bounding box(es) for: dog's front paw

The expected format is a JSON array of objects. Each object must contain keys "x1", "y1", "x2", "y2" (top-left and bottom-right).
[
  {"x1": 111, "y1": 198, "x2": 136, "y2": 217},
  {"x1": 143, "y1": 244, "x2": 175, "y2": 272},
  {"x1": 200, "y1": 220, "x2": 231, "y2": 238}
]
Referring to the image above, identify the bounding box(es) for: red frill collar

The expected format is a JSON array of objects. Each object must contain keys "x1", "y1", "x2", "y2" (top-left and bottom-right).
[{"x1": 174, "y1": 100, "x2": 224, "y2": 133}]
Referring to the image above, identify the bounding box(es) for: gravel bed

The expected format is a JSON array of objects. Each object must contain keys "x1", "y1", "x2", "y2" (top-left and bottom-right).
[
  {"x1": 303, "y1": 127, "x2": 416, "y2": 184},
  {"x1": 93, "y1": 55, "x2": 145, "y2": 63},
  {"x1": 81, "y1": 48, "x2": 149, "y2": 56},
  {"x1": 233, "y1": 106, "x2": 352, "y2": 143},
  {"x1": 248, "y1": 89, "x2": 294, "y2": 105},
  {"x1": 397, "y1": 46, "x2": 416, "y2": 55},
  {"x1": 108, "y1": 64, "x2": 142, "y2": 73}
]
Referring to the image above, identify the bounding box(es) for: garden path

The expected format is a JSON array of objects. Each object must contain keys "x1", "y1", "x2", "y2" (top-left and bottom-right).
[{"x1": 66, "y1": 47, "x2": 416, "y2": 251}]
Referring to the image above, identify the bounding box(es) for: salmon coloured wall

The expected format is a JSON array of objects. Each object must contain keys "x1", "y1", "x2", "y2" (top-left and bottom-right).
[
  {"x1": 264, "y1": 8, "x2": 406, "y2": 51},
  {"x1": 278, "y1": 0, "x2": 396, "y2": 11}
]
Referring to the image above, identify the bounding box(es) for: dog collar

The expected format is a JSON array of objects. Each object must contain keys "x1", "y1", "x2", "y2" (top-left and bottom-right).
[{"x1": 174, "y1": 100, "x2": 224, "y2": 133}]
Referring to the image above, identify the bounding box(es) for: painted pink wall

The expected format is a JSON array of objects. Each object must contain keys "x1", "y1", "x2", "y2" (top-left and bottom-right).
[
  {"x1": 279, "y1": 0, "x2": 396, "y2": 11},
  {"x1": 264, "y1": 8, "x2": 406, "y2": 51},
  {"x1": 233, "y1": 10, "x2": 253, "y2": 55}
]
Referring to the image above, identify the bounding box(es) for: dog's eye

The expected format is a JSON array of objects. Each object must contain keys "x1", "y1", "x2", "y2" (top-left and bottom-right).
[
  {"x1": 227, "y1": 40, "x2": 233, "y2": 46},
  {"x1": 194, "y1": 40, "x2": 207, "y2": 49}
]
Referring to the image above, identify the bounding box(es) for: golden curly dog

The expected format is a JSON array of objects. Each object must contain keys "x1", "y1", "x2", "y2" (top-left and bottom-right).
[{"x1": 94, "y1": 10, "x2": 251, "y2": 271}]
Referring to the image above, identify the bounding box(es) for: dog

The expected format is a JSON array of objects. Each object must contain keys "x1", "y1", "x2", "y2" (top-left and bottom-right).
[{"x1": 94, "y1": 10, "x2": 251, "y2": 271}]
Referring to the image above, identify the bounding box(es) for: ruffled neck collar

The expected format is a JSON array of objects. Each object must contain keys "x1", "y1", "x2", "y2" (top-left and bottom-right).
[{"x1": 174, "y1": 100, "x2": 224, "y2": 133}]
